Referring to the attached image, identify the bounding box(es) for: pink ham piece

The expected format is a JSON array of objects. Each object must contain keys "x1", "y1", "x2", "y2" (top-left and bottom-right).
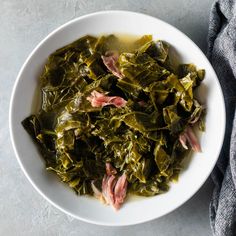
[
  {"x1": 99, "y1": 172, "x2": 128, "y2": 210},
  {"x1": 113, "y1": 173, "x2": 128, "y2": 210},
  {"x1": 179, "y1": 126, "x2": 201, "y2": 152},
  {"x1": 179, "y1": 134, "x2": 188, "y2": 150},
  {"x1": 106, "y1": 175, "x2": 117, "y2": 205},
  {"x1": 101, "y1": 51, "x2": 123, "y2": 79},
  {"x1": 86, "y1": 90, "x2": 127, "y2": 108},
  {"x1": 106, "y1": 162, "x2": 117, "y2": 176},
  {"x1": 102, "y1": 175, "x2": 117, "y2": 205}
]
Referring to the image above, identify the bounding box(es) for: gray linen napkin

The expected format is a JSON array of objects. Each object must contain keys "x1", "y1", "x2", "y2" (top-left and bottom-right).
[{"x1": 207, "y1": 0, "x2": 236, "y2": 235}]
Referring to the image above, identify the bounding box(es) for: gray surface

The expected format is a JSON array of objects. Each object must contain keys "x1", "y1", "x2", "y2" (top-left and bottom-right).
[{"x1": 0, "y1": 0, "x2": 214, "y2": 235}]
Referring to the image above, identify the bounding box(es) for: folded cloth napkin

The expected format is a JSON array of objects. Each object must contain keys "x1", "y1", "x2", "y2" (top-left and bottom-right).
[{"x1": 207, "y1": 0, "x2": 236, "y2": 235}]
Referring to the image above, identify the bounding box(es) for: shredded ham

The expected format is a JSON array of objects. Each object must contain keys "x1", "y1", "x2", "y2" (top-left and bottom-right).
[
  {"x1": 106, "y1": 175, "x2": 117, "y2": 205},
  {"x1": 106, "y1": 162, "x2": 117, "y2": 176},
  {"x1": 101, "y1": 51, "x2": 123, "y2": 79},
  {"x1": 86, "y1": 90, "x2": 127, "y2": 108},
  {"x1": 93, "y1": 170, "x2": 128, "y2": 210},
  {"x1": 113, "y1": 173, "x2": 128, "y2": 210},
  {"x1": 179, "y1": 126, "x2": 201, "y2": 152},
  {"x1": 92, "y1": 161, "x2": 128, "y2": 210},
  {"x1": 102, "y1": 175, "x2": 117, "y2": 205},
  {"x1": 179, "y1": 134, "x2": 188, "y2": 150}
]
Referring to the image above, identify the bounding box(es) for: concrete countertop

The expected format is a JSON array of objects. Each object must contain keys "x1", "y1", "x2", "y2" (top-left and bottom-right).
[{"x1": 0, "y1": 0, "x2": 214, "y2": 235}]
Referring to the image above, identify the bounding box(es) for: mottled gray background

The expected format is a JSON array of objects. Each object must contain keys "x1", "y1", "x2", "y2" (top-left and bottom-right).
[{"x1": 0, "y1": 0, "x2": 215, "y2": 235}]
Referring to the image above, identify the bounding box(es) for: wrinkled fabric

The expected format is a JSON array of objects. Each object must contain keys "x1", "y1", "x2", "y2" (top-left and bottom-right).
[{"x1": 207, "y1": 0, "x2": 236, "y2": 235}]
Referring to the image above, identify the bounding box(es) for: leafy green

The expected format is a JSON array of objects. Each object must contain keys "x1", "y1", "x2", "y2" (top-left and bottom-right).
[{"x1": 22, "y1": 34, "x2": 205, "y2": 199}]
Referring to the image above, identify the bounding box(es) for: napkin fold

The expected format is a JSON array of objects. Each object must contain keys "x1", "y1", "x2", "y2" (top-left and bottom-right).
[{"x1": 207, "y1": 0, "x2": 236, "y2": 235}]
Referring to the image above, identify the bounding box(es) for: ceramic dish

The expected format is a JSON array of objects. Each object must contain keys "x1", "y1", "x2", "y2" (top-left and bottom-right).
[{"x1": 9, "y1": 11, "x2": 225, "y2": 226}]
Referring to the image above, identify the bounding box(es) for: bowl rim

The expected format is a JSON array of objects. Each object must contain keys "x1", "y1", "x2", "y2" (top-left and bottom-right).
[{"x1": 9, "y1": 10, "x2": 226, "y2": 226}]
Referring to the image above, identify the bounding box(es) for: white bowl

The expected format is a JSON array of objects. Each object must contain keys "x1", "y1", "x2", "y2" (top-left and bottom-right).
[{"x1": 9, "y1": 11, "x2": 225, "y2": 226}]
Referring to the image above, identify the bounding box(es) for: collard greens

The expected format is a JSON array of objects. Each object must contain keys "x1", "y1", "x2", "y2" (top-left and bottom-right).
[{"x1": 22, "y1": 35, "x2": 205, "y2": 208}]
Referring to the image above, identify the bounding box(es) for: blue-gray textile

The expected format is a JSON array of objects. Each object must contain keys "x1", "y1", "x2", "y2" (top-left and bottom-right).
[{"x1": 207, "y1": 0, "x2": 236, "y2": 235}]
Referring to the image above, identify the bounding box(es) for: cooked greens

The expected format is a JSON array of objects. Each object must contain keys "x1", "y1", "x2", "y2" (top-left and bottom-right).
[{"x1": 22, "y1": 35, "x2": 205, "y2": 209}]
